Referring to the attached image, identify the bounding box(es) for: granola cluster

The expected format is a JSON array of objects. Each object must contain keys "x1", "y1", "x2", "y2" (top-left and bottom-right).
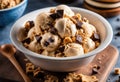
[
  {"x1": 64, "y1": 73, "x2": 98, "y2": 82},
  {"x1": 26, "y1": 62, "x2": 98, "y2": 82},
  {"x1": 114, "y1": 68, "x2": 120, "y2": 75},
  {"x1": 0, "y1": 0, "x2": 22, "y2": 9}
]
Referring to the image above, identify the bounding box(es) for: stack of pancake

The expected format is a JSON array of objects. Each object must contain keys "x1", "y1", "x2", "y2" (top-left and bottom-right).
[{"x1": 84, "y1": 0, "x2": 120, "y2": 17}]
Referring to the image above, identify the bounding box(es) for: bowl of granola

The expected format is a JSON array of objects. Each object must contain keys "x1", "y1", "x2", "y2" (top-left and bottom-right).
[
  {"x1": 10, "y1": 5, "x2": 113, "y2": 72},
  {"x1": 0, "y1": 0, "x2": 27, "y2": 27}
]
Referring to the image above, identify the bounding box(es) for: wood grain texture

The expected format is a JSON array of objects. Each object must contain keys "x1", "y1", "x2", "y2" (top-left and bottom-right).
[
  {"x1": 95, "y1": 0, "x2": 120, "y2": 3},
  {"x1": 85, "y1": 0, "x2": 120, "y2": 8},
  {"x1": 0, "y1": 45, "x2": 119, "y2": 82},
  {"x1": 84, "y1": 2, "x2": 120, "y2": 17}
]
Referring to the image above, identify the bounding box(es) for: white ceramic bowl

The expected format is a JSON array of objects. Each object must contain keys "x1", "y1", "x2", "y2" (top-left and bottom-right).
[{"x1": 10, "y1": 7, "x2": 113, "y2": 72}]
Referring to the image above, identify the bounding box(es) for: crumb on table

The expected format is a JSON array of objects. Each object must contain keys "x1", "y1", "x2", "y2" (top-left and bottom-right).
[
  {"x1": 25, "y1": 62, "x2": 99, "y2": 82},
  {"x1": 114, "y1": 68, "x2": 120, "y2": 75}
]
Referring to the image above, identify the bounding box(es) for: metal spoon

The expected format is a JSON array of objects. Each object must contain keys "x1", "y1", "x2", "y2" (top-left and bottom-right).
[{"x1": 0, "y1": 44, "x2": 31, "y2": 82}]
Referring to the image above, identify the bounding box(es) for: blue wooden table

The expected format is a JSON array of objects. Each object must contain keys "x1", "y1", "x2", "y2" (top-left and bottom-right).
[{"x1": 0, "y1": 0, "x2": 120, "y2": 81}]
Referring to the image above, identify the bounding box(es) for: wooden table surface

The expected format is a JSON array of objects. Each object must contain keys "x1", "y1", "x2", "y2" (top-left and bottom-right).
[{"x1": 0, "y1": 45, "x2": 119, "y2": 82}]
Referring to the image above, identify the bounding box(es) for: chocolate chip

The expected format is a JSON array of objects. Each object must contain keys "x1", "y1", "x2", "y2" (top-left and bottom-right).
[
  {"x1": 22, "y1": 38, "x2": 31, "y2": 44},
  {"x1": 50, "y1": 10, "x2": 64, "y2": 20},
  {"x1": 35, "y1": 35, "x2": 42, "y2": 42},
  {"x1": 55, "y1": 46, "x2": 65, "y2": 54},
  {"x1": 44, "y1": 41, "x2": 49, "y2": 47},
  {"x1": 76, "y1": 35, "x2": 82, "y2": 43},
  {"x1": 58, "y1": 46, "x2": 65, "y2": 52},
  {"x1": 25, "y1": 21, "x2": 34, "y2": 30},
  {"x1": 48, "y1": 37, "x2": 54, "y2": 43},
  {"x1": 50, "y1": 28, "x2": 57, "y2": 35},
  {"x1": 94, "y1": 33, "x2": 100, "y2": 39},
  {"x1": 76, "y1": 20, "x2": 83, "y2": 29},
  {"x1": 93, "y1": 33, "x2": 100, "y2": 41},
  {"x1": 29, "y1": 21, "x2": 34, "y2": 27},
  {"x1": 92, "y1": 65, "x2": 100, "y2": 75},
  {"x1": 55, "y1": 50, "x2": 59, "y2": 54},
  {"x1": 115, "y1": 32, "x2": 120, "y2": 36},
  {"x1": 72, "y1": 16, "x2": 83, "y2": 29},
  {"x1": 57, "y1": 10, "x2": 64, "y2": 18},
  {"x1": 92, "y1": 67, "x2": 98, "y2": 75},
  {"x1": 50, "y1": 13, "x2": 59, "y2": 20},
  {"x1": 47, "y1": 23, "x2": 53, "y2": 27},
  {"x1": 39, "y1": 49, "x2": 44, "y2": 54},
  {"x1": 43, "y1": 37, "x2": 54, "y2": 47}
]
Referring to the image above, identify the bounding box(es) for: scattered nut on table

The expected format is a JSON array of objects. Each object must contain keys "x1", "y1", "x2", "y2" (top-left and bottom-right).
[{"x1": 114, "y1": 68, "x2": 120, "y2": 75}]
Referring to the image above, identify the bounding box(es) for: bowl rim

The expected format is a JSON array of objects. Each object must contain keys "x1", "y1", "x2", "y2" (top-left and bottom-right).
[
  {"x1": 0, "y1": 0, "x2": 27, "y2": 11},
  {"x1": 10, "y1": 6, "x2": 113, "y2": 61}
]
